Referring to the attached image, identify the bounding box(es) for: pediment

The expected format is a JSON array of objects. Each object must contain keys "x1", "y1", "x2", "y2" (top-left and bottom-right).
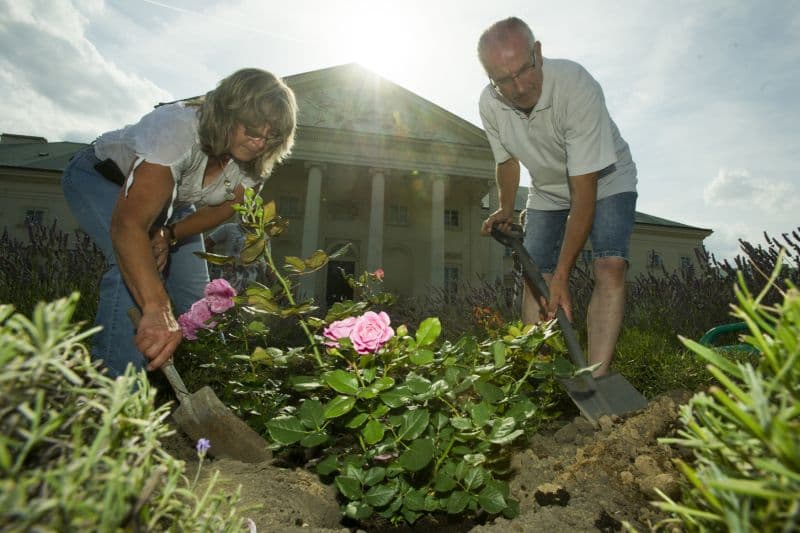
[{"x1": 285, "y1": 64, "x2": 488, "y2": 147}]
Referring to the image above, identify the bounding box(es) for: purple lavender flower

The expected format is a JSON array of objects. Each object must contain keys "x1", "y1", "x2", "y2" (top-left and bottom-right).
[{"x1": 196, "y1": 438, "x2": 211, "y2": 456}]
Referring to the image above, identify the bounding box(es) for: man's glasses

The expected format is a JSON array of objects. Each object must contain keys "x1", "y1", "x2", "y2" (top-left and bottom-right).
[{"x1": 490, "y1": 52, "x2": 536, "y2": 91}]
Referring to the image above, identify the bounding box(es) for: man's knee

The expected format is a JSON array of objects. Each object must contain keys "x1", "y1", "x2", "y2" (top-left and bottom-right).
[{"x1": 593, "y1": 257, "x2": 627, "y2": 287}]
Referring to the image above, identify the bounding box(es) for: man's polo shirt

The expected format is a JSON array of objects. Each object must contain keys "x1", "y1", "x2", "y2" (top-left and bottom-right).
[{"x1": 479, "y1": 58, "x2": 637, "y2": 210}]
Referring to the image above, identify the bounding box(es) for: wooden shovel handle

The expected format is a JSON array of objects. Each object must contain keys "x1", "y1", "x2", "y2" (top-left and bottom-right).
[{"x1": 127, "y1": 308, "x2": 191, "y2": 404}]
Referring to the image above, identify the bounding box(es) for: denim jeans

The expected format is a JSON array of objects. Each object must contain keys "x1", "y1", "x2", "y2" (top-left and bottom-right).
[
  {"x1": 523, "y1": 192, "x2": 637, "y2": 273},
  {"x1": 61, "y1": 146, "x2": 209, "y2": 377}
]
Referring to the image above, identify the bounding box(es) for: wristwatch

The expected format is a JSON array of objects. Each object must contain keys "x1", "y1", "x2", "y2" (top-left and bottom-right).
[{"x1": 161, "y1": 224, "x2": 178, "y2": 247}]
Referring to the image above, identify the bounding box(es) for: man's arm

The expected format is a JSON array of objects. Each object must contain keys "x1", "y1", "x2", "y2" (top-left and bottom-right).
[
  {"x1": 547, "y1": 172, "x2": 598, "y2": 321},
  {"x1": 481, "y1": 157, "x2": 521, "y2": 235}
]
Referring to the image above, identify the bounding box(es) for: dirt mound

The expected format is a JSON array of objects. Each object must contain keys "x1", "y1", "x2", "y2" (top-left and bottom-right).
[{"x1": 172, "y1": 391, "x2": 692, "y2": 532}]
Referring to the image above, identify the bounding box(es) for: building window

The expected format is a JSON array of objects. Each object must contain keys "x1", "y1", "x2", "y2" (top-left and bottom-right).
[
  {"x1": 24, "y1": 208, "x2": 45, "y2": 226},
  {"x1": 444, "y1": 209, "x2": 460, "y2": 229},
  {"x1": 387, "y1": 204, "x2": 409, "y2": 225},
  {"x1": 444, "y1": 265, "x2": 459, "y2": 302},
  {"x1": 647, "y1": 249, "x2": 663, "y2": 269},
  {"x1": 504, "y1": 246, "x2": 513, "y2": 257},
  {"x1": 279, "y1": 195, "x2": 301, "y2": 217},
  {"x1": 680, "y1": 255, "x2": 693, "y2": 272}
]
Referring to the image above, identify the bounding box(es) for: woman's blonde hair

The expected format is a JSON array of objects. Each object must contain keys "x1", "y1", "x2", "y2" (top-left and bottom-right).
[{"x1": 194, "y1": 68, "x2": 297, "y2": 178}]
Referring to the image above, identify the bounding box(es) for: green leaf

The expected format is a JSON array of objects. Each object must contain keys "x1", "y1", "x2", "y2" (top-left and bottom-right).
[
  {"x1": 398, "y1": 438, "x2": 434, "y2": 472},
  {"x1": 266, "y1": 416, "x2": 306, "y2": 445},
  {"x1": 405, "y1": 373, "x2": 432, "y2": 394},
  {"x1": 492, "y1": 341, "x2": 506, "y2": 367},
  {"x1": 323, "y1": 395, "x2": 357, "y2": 419},
  {"x1": 450, "y1": 417, "x2": 473, "y2": 430},
  {"x1": 240, "y1": 234, "x2": 266, "y2": 264},
  {"x1": 469, "y1": 402, "x2": 493, "y2": 427},
  {"x1": 300, "y1": 431, "x2": 329, "y2": 448},
  {"x1": 335, "y1": 476, "x2": 363, "y2": 500},
  {"x1": 372, "y1": 376, "x2": 395, "y2": 391},
  {"x1": 316, "y1": 455, "x2": 338, "y2": 476},
  {"x1": 380, "y1": 386, "x2": 412, "y2": 408},
  {"x1": 323, "y1": 369, "x2": 359, "y2": 395},
  {"x1": 195, "y1": 251, "x2": 236, "y2": 265},
  {"x1": 409, "y1": 348, "x2": 435, "y2": 365},
  {"x1": 475, "y1": 381, "x2": 504, "y2": 404},
  {"x1": 363, "y1": 419, "x2": 385, "y2": 445},
  {"x1": 344, "y1": 501, "x2": 373, "y2": 520},
  {"x1": 299, "y1": 399, "x2": 325, "y2": 429},
  {"x1": 446, "y1": 491, "x2": 470, "y2": 514},
  {"x1": 415, "y1": 317, "x2": 442, "y2": 346},
  {"x1": 346, "y1": 412, "x2": 369, "y2": 429},
  {"x1": 434, "y1": 471, "x2": 457, "y2": 492},
  {"x1": 477, "y1": 482, "x2": 507, "y2": 513},
  {"x1": 283, "y1": 255, "x2": 307, "y2": 273},
  {"x1": 397, "y1": 409, "x2": 430, "y2": 441},
  {"x1": 365, "y1": 483, "x2": 396, "y2": 507},
  {"x1": 289, "y1": 375, "x2": 323, "y2": 391},
  {"x1": 488, "y1": 417, "x2": 523, "y2": 444},
  {"x1": 362, "y1": 467, "x2": 387, "y2": 487},
  {"x1": 404, "y1": 488, "x2": 427, "y2": 511},
  {"x1": 304, "y1": 249, "x2": 329, "y2": 270},
  {"x1": 463, "y1": 467, "x2": 486, "y2": 491}
]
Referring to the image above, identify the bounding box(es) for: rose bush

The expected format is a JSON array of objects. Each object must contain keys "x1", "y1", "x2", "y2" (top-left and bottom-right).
[{"x1": 178, "y1": 278, "x2": 237, "y2": 339}]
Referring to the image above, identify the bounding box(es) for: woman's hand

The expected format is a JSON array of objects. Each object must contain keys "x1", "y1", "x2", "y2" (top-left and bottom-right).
[
  {"x1": 134, "y1": 306, "x2": 183, "y2": 371},
  {"x1": 150, "y1": 230, "x2": 170, "y2": 272}
]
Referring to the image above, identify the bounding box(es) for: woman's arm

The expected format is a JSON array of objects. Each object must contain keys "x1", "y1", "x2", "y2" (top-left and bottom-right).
[
  {"x1": 110, "y1": 161, "x2": 182, "y2": 370},
  {"x1": 164, "y1": 184, "x2": 246, "y2": 243}
]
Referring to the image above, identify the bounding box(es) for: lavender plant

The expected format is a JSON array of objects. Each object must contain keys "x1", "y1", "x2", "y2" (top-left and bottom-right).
[
  {"x1": 655, "y1": 257, "x2": 800, "y2": 531},
  {"x1": 0, "y1": 293, "x2": 247, "y2": 531}
]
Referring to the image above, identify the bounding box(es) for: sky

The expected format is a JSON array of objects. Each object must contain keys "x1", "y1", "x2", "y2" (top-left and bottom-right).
[{"x1": 1, "y1": 0, "x2": 798, "y2": 260}]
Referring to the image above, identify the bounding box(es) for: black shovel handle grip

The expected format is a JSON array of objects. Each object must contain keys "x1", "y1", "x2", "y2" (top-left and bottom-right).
[
  {"x1": 490, "y1": 224, "x2": 589, "y2": 369},
  {"x1": 127, "y1": 308, "x2": 190, "y2": 403}
]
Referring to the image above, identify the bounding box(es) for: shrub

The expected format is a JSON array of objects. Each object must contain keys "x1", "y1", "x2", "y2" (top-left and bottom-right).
[
  {"x1": 0, "y1": 222, "x2": 105, "y2": 324},
  {"x1": 655, "y1": 260, "x2": 800, "y2": 531},
  {"x1": 0, "y1": 293, "x2": 246, "y2": 531}
]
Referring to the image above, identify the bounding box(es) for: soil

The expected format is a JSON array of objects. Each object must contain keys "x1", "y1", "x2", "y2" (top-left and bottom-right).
[{"x1": 165, "y1": 390, "x2": 693, "y2": 532}]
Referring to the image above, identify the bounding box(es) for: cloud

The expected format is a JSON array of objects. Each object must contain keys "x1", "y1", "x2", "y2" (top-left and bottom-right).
[
  {"x1": 703, "y1": 168, "x2": 799, "y2": 212},
  {"x1": 0, "y1": 0, "x2": 172, "y2": 142}
]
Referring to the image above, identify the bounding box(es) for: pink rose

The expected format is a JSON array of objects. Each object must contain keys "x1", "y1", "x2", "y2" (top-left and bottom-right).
[
  {"x1": 372, "y1": 268, "x2": 384, "y2": 280},
  {"x1": 323, "y1": 316, "x2": 358, "y2": 348},
  {"x1": 178, "y1": 299, "x2": 217, "y2": 340},
  {"x1": 204, "y1": 278, "x2": 237, "y2": 313},
  {"x1": 350, "y1": 311, "x2": 394, "y2": 354}
]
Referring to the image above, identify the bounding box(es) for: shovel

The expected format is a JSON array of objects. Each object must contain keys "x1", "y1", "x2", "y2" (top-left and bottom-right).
[
  {"x1": 128, "y1": 308, "x2": 271, "y2": 462},
  {"x1": 491, "y1": 225, "x2": 647, "y2": 426}
]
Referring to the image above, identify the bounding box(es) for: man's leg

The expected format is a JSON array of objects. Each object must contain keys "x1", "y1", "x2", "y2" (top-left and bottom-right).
[
  {"x1": 586, "y1": 191, "x2": 637, "y2": 376},
  {"x1": 587, "y1": 257, "x2": 627, "y2": 376}
]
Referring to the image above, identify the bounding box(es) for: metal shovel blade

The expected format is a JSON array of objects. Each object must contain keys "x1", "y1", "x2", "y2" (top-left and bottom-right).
[
  {"x1": 558, "y1": 372, "x2": 648, "y2": 426},
  {"x1": 127, "y1": 308, "x2": 270, "y2": 462},
  {"x1": 170, "y1": 385, "x2": 272, "y2": 463}
]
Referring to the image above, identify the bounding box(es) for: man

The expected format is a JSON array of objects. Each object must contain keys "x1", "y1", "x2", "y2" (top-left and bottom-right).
[{"x1": 478, "y1": 17, "x2": 637, "y2": 377}]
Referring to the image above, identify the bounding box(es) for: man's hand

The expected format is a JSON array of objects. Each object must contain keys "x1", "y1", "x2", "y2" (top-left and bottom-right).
[
  {"x1": 546, "y1": 274, "x2": 573, "y2": 322},
  {"x1": 134, "y1": 307, "x2": 182, "y2": 371},
  {"x1": 481, "y1": 208, "x2": 515, "y2": 236}
]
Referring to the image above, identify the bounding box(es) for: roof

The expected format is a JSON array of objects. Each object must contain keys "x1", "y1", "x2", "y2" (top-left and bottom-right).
[
  {"x1": 0, "y1": 139, "x2": 87, "y2": 171},
  {"x1": 481, "y1": 186, "x2": 712, "y2": 232}
]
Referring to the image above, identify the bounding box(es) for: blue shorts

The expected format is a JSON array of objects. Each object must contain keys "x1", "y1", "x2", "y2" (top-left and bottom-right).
[{"x1": 523, "y1": 192, "x2": 637, "y2": 273}]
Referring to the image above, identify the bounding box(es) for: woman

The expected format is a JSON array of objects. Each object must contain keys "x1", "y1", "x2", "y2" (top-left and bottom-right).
[{"x1": 62, "y1": 68, "x2": 297, "y2": 377}]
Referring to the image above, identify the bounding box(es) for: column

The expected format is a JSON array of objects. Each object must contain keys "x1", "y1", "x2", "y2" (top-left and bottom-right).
[
  {"x1": 486, "y1": 180, "x2": 504, "y2": 284},
  {"x1": 299, "y1": 163, "x2": 323, "y2": 299},
  {"x1": 429, "y1": 176, "x2": 445, "y2": 289},
  {"x1": 366, "y1": 168, "x2": 385, "y2": 272}
]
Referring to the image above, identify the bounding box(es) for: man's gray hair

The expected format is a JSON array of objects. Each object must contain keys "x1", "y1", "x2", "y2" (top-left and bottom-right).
[{"x1": 477, "y1": 17, "x2": 536, "y2": 69}]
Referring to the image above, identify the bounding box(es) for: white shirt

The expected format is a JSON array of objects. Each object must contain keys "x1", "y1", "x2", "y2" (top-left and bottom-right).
[
  {"x1": 479, "y1": 58, "x2": 637, "y2": 210},
  {"x1": 94, "y1": 103, "x2": 259, "y2": 212}
]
